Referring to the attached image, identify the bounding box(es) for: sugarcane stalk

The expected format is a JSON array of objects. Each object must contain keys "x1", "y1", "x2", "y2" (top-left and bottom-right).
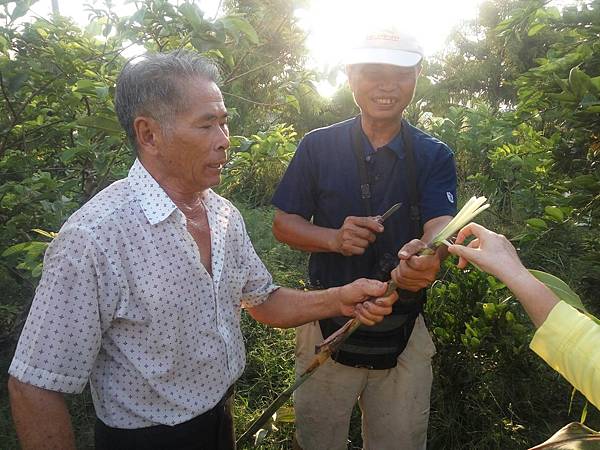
[{"x1": 235, "y1": 367, "x2": 315, "y2": 446}]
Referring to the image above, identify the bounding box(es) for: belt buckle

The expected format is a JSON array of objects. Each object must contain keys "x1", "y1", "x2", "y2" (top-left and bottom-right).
[{"x1": 354, "y1": 364, "x2": 374, "y2": 370}]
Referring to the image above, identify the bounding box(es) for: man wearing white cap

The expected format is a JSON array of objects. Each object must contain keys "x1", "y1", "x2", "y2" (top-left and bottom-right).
[{"x1": 272, "y1": 27, "x2": 457, "y2": 449}]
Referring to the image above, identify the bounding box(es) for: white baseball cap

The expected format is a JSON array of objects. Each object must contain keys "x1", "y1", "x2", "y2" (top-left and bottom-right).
[{"x1": 344, "y1": 27, "x2": 424, "y2": 68}]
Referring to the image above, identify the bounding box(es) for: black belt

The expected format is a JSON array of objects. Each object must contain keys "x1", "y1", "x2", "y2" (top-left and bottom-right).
[{"x1": 95, "y1": 386, "x2": 236, "y2": 450}]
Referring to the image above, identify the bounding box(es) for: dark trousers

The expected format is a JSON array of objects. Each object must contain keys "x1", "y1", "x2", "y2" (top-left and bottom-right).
[{"x1": 95, "y1": 388, "x2": 235, "y2": 450}]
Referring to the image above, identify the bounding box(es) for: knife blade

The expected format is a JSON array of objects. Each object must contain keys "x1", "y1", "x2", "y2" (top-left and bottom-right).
[{"x1": 378, "y1": 202, "x2": 402, "y2": 224}]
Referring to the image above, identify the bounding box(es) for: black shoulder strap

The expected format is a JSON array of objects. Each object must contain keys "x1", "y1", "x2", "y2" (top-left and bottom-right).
[
  {"x1": 351, "y1": 116, "x2": 421, "y2": 238},
  {"x1": 351, "y1": 117, "x2": 372, "y2": 216},
  {"x1": 400, "y1": 118, "x2": 422, "y2": 239}
]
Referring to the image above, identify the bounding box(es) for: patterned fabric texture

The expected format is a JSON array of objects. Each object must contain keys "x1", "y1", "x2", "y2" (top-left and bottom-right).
[{"x1": 10, "y1": 159, "x2": 278, "y2": 428}]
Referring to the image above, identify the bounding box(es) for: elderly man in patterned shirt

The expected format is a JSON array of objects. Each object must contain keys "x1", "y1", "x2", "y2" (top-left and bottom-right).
[{"x1": 7, "y1": 51, "x2": 397, "y2": 450}]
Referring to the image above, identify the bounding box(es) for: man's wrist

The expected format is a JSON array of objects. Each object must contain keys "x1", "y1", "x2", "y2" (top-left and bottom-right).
[
  {"x1": 325, "y1": 285, "x2": 344, "y2": 316},
  {"x1": 326, "y1": 228, "x2": 341, "y2": 254}
]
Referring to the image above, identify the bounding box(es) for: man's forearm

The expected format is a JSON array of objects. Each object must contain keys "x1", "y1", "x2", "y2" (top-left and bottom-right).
[
  {"x1": 8, "y1": 376, "x2": 76, "y2": 450},
  {"x1": 273, "y1": 210, "x2": 337, "y2": 253},
  {"x1": 247, "y1": 286, "x2": 342, "y2": 328}
]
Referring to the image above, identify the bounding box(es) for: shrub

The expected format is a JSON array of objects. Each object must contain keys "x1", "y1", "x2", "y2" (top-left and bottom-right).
[
  {"x1": 426, "y1": 261, "x2": 598, "y2": 449},
  {"x1": 219, "y1": 124, "x2": 297, "y2": 207}
]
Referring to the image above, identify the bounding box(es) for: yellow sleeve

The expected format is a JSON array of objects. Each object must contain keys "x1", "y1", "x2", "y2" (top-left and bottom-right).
[{"x1": 530, "y1": 301, "x2": 600, "y2": 409}]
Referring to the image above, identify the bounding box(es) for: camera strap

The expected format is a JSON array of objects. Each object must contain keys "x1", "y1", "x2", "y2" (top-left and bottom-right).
[
  {"x1": 350, "y1": 116, "x2": 420, "y2": 235},
  {"x1": 351, "y1": 119, "x2": 373, "y2": 216},
  {"x1": 399, "y1": 118, "x2": 422, "y2": 239}
]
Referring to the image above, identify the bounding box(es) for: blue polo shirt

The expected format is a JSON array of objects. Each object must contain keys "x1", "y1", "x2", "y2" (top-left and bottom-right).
[{"x1": 272, "y1": 116, "x2": 457, "y2": 289}]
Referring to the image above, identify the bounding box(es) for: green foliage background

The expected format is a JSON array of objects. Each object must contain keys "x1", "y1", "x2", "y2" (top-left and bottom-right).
[{"x1": 1, "y1": 0, "x2": 599, "y2": 449}]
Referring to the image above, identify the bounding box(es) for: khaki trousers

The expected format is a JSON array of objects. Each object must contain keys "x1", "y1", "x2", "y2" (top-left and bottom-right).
[{"x1": 294, "y1": 315, "x2": 435, "y2": 450}]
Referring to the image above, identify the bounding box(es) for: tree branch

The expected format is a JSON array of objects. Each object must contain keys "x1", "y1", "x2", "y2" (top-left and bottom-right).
[
  {"x1": 221, "y1": 90, "x2": 292, "y2": 107},
  {"x1": 0, "y1": 74, "x2": 64, "y2": 157},
  {"x1": 85, "y1": 145, "x2": 122, "y2": 200},
  {"x1": 222, "y1": 55, "x2": 286, "y2": 85},
  {"x1": 0, "y1": 70, "x2": 17, "y2": 121},
  {"x1": 208, "y1": 0, "x2": 223, "y2": 21}
]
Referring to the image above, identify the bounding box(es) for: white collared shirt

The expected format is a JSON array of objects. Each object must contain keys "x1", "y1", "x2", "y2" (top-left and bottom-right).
[{"x1": 9, "y1": 159, "x2": 278, "y2": 428}]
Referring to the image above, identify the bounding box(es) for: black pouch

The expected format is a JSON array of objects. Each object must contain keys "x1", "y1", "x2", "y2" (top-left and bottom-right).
[
  {"x1": 318, "y1": 253, "x2": 426, "y2": 370},
  {"x1": 318, "y1": 295, "x2": 423, "y2": 370}
]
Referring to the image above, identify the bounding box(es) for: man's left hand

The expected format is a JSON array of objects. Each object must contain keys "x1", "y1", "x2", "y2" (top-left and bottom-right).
[
  {"x1": 391, "y1": 239, "x2": 441, "y2": 292},
  {"x1": 337, "y1": 279, "x2": 398, "y2": 326}
]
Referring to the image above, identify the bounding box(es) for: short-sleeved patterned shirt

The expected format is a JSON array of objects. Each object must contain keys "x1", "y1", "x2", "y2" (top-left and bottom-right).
[{"x1": 9, "y1": 159, "x2": 278, "y2": 428}]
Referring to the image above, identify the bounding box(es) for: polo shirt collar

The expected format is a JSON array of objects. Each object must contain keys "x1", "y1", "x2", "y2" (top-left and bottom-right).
[
  {"x1": 381, "y1": 128, "x2": 405, "y2": 160},
  {"x1": 128, "y1": 159, "x2": 178, "y2": 225},
  {"x1": 355, "y1": 115, "x2": 406, "y2": 160}
]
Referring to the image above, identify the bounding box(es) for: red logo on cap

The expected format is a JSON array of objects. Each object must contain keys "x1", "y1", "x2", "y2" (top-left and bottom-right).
[{"x1": 366, "y1": 33, "x2": 401, "y2": 42}]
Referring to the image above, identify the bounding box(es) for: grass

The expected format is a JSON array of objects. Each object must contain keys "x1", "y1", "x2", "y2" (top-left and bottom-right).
[{"x1": 234, "y1": 204, "x2": 302, "y2": 449}]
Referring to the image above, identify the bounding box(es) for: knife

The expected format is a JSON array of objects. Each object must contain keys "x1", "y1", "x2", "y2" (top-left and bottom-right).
[{"x1": 377, "y1": 202, "x2": 402, "y2": 224}]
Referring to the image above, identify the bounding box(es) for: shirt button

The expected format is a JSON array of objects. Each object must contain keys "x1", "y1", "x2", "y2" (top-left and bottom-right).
[{"x1": 365, "y1": 156, "x2": 371, "y2": 163}]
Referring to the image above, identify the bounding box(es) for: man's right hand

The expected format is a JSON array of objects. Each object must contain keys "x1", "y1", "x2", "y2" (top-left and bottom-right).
[
  {"x1": 336, "y1": 278, "x2": 398, "y2": 325},
  {"x1": 332, "y1": 216, "x2": 384, "y2": 256}
]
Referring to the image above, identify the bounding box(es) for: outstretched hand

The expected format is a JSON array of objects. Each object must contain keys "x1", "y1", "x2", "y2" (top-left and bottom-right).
[
  {"x1": 337, "y1": 278, "x2": 398, "y2": 326},
  {"x1": 447, "y1": 222, "x2": 526, "y2": 282}
]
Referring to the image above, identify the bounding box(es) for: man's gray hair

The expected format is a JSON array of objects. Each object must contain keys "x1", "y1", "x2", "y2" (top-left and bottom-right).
[{"x1": 115, "y1": 50, "x2": 220, "y2": 151}]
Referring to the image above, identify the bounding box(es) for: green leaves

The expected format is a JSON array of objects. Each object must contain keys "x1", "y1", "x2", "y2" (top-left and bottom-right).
[
  {"x1": 569, "y1": 67, "x2": 594, "y2": 100},
  {"x1": 526, "y1": 218, "x2": 548, "y2": 230},
  {"x1": 285, "y1": 94, "x2": 300, "y2": 113},
  {"x1": 544, "y1": 206, "x2": 564, "y2": 222},
  {"x1": 529, "y1": 270, "x2": 600, "y2": 325},
  {"x1": 529, "y1": 270, "x2": 582, "y2": 308},
  {"x1": 9, "y1": 0, "x2": 36, "y2": 21},
  {"x1": 178, "y1": 3, "x2": 205, "y2": 33},
  {"x1": 220, "y1": 16, "x2": 259, "y2": 45},
  {"x1": 2, "y1": 240, "x2": 47, "y2": 258},
  {"x1": 5, "y1": 72, "x2": 28, "y2": 94},
  {"x1": 77, "y1": 116, "x2": 123, "y2": 136},
  {"x1": 72, "y1": 79, "x2": 110, "y2": 99},
  {"x1": 219, "y1": 124, "x2": 297, "y2": 207},
  {"x1": 528, "y1": 23, "x2": 546, "y2": 37},
  {"x1": 529, "y1": 422, "x2": 600, "y2": 449},
  {"x1": 2, "y1": 240, "x2": 49, "y2": 278}
]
